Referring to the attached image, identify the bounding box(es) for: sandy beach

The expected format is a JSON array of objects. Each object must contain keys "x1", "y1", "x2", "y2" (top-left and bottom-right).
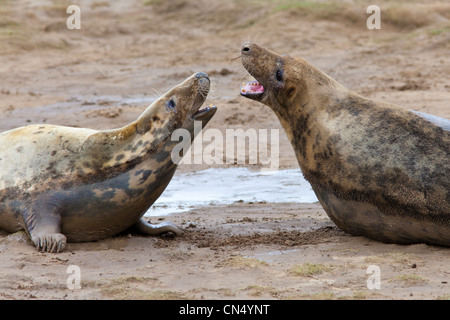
[{"x1": 0, "y1": 0, "x2": 449, "y2": 300}]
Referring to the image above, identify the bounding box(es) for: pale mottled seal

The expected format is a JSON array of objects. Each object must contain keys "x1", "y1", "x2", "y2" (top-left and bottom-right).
[
  {"x1": 0, "y1": 72, "x2": 216, "y2": 252},
  {"x1": 240, "y1": 42, "x2": 450, "y2": 246}
]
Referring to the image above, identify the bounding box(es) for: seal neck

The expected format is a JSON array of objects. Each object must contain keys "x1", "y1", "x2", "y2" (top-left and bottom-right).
[
  {"x1": 270, "y1": 65, "x2": 352, "y2": 173},
  {"x1": 97, "y1": 107, "x2": 176, "y2": 171}
]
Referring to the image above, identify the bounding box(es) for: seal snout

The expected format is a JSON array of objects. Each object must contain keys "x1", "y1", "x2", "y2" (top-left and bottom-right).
[
  {"x1": 191, "y1": 71, "x2": 216, "y2": 120},
  {"x1": 240, "y1": 42, "x2": 266, "y2": 101},
  {"x1": 195, "y1": 72, "x2": 209, "y2": 79},
  {"x1": 195, "y1": 71, "x2": 210, "y2": 92}
]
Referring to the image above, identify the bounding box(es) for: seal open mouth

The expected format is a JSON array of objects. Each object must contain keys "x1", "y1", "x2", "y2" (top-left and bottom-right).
[{"x1": 240, "y1": 80, "x2": 264, "y2": 99}]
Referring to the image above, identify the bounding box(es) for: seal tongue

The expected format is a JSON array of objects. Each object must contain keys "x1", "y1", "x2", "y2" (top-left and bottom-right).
[{"x1": 240, "y1": 80, "x2": 264, "y2": 95}]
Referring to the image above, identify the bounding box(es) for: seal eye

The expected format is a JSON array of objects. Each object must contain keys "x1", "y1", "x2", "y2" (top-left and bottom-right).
[
  {"x1": 167, "y1": 99, "x2": 176, "y2": 109},
  {"x1": 276, "y1": 69, "x2": 283, "y2": 82}
]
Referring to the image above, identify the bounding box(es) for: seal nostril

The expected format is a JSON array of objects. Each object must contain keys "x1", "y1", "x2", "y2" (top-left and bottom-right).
[{"x1": 241, "y1": 42, "x2": 252, "y2": 54}]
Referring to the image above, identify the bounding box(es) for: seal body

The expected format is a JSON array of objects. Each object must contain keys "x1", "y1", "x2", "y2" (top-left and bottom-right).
[
  {"x1": 0, "y1": 72, "x2": 216, "y2": 252},
  {"x1": 240, "y1": 42, "x2": 450, "y2": 246}
]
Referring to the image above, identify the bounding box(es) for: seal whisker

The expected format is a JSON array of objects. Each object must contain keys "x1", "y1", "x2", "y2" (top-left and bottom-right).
[
  {"x1": 149, "y1": 88, "x2": 163, "y2": 99},
  {"x1": 206, "y1": 82, "x2": 218, "y2": 100},
  {"x1": 230, "y1": 65, "x2": 255, "y2": 90},
  {"x1": 251, "y1": 32, "x2": 262, "y2": 44},
  {"x1": 229, "y1": 54, "x2": 242, "y2": 63}
]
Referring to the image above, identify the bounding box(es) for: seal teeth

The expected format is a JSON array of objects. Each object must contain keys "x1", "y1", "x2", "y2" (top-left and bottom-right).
[{"x1": 240, "y1": 80, "x2": 264, "y2": 95}]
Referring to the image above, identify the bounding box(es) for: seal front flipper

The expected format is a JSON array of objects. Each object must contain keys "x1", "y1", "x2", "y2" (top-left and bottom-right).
[
  {"x1": 22, "y1": 198, "x2": 67, "y2": 253},
  {"x1": 132, "y1": 218, "x2": 184, "y2": 236}
]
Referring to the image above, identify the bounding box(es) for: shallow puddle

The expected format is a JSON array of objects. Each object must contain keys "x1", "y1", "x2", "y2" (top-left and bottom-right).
[{"x1": 146, "y1": 167, "x2": 318, "y2": 216}]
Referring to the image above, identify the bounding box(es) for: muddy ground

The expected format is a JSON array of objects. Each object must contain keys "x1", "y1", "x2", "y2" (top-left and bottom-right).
[{"x1": 0, "y1": 0, "x2": 449, "y2": 300}]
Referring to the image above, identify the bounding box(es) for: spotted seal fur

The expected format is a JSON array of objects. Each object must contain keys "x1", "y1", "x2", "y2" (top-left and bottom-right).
[
  {"x1": 0, "y1": 72, "x2": 216, "y2": 252},
  {"x1": 240, "y1": 42, "x2": 449, "y2": 246}
]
